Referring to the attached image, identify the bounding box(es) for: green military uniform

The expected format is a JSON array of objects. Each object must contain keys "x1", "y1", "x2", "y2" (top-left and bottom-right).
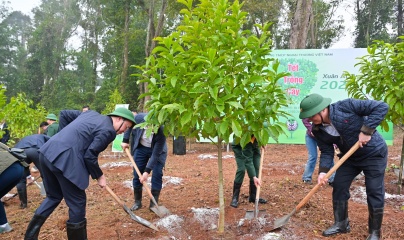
[
  {"x1": 230, "y1": 137, "x2": 267, "y2": 208},
  {"x1": 45, "y1": 114, "x2": 59, "y2": 137},
  {"x1": 232, "y1": 139, "x2": 260, "y2": 183}
]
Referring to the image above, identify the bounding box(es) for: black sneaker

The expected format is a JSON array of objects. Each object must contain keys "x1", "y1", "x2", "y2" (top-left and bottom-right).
[{"x1": 302, "y1": 180, "x2": 312, "y2": 184}]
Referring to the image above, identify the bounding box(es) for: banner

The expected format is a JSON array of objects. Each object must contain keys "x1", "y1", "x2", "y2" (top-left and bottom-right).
[
  {"x1": 197, "y1": 48, "x2": 393, "y2": 145},
  {"x1": 271, "y1": 48, "x2": 393, "y2": 145}
]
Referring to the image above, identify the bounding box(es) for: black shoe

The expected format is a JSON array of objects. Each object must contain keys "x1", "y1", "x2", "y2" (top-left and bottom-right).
[
  {"x1": 149, "y1": 189, "x2": 161, "y2": 209},
  {"x1": 25, "y1": 214, "x2": 47, "y2": 240},
  {"x1": 131, "y1": 187, "x2": 142, "y2": 211},
  {"x1": 303, "y1": 179, "x2": 312, "y2": 184},
  {"x1": 67, "y1": 219, "x2": 87, "y2": 240},
  {"x1": 322, "y1": 201, "x2": 350, "y2": 237},
  {"x1": 230, "y1": 182, "x2": 242, "y2": 208}
]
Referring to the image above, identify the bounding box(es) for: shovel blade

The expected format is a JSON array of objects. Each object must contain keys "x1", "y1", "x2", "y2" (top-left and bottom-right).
[
  {"x1": 271, "y1": 208, "x2": 296, "y2": 230},
  {"x1": 122, "y1": 204, "x2": 159, "y2": 231},
  {"x1": 244, "y1": 210, "x2": 266, "y2": 220},
  {"x1": 150, "y1": 205, "x2": 171, "y2": 218}
]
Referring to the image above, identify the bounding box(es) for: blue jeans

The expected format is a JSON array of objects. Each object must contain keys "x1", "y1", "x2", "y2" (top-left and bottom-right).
[
  {"x1": 132, "y1": 145, "x2": 166, "y2": 190},
  {"x1": 0, "y1": 162, "x2": 25, "y2": 224},
  {"x1": 302, "y1": 134, "x2": 335, "y2": 182},
  {"x1": 302, "y1": 134, "x2": 318, "y2": 181}
]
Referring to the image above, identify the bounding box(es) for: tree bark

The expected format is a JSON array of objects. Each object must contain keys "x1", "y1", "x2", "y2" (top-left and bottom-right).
[
  {"x1": 289, "y1": 0, "x2": 312, "y2": 49},
  {"x1": 138, "y1": 0, "x2": 168, "y2": 111},
  {"x1": 398, "y1": 0, "x2": 403, "y2": 41},
  {"x1": 120, "y1": 0, "x2": 131, "y2": 92}
]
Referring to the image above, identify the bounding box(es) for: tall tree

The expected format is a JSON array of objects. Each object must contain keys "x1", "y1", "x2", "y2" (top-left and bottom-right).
[
  {"x1": 136, "y1": 0, "x2": 168, "y2": 111},
  {"x1": 273, "y1": 0, "x2": 343, "y2": 49},
  {"x1": 289, "y1": 0, "x2": 313, "y2": 49},
  {"x1": 1, "y1": 11, "x2": 33, "y2": 99},
  {"x1": 354, "y1": 0, "x2": 395, "y2": 47},
  {"x1": 26, "y1": 0, "x2": 81, "y2": 109}
]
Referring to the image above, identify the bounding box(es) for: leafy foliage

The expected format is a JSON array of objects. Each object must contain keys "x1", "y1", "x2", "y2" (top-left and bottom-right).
[
  {"x1": 102, "y1": 88, "x2": 124, "y2": 115},
  {"x1": 354, "y1": 0, "x2": 396, "y2": 47},
  {"x1": 0, "y1": 92, "x2": 47, "y2": 144},
  {"x1": 136, "y1": 0, "x2": 290, "y2": 148}
]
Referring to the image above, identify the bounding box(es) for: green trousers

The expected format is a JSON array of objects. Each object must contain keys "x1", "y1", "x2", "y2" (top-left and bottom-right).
[{"x1": 232, "y1": 141, "x2": 261, "y2": 183}]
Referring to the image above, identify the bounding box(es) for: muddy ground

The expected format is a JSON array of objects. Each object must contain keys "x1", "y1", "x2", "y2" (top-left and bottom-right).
[{"x1": 2, "y1": 128, "x2": 404, "y2": 240}]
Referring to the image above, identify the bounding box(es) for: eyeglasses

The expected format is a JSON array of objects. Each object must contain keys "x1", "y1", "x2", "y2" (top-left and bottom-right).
[
  {"x1": 117, "y1": 119, "x2": 132, "y2": 132},
  {"x1": 122, "y1": 120, "x2": 133, "y2": 130}
]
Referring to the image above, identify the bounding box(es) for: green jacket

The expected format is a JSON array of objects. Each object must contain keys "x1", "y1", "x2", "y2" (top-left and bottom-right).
[
  {"x1": 0, "y1": 143, "x2": 24, "y2": 175},
  {"x1": 46, "y1": 122, "x2": 59, "y2": 137}
]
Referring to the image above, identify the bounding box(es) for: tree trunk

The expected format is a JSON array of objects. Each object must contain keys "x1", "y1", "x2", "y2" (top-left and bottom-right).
[
  {"x1": 120, "y1": 0, "x2": 131, "y2": 92},
  {"x1": 289, "y1": 0, "x2": 312, "y2": 49},
  {"x1": 216, "y1": 139, "x2": 225, "y2": 234},
  {"x1": 397, "y1": 135, "x2": 404, "y2": 194},
  {"x1": 138, "y1": 0, "x2": 168, "y2": 111},
  {"x1": 398, "y1": 0, "x2": 403, "y2": 41}
]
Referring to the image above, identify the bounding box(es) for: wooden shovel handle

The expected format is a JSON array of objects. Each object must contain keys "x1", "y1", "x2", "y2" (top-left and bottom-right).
[
  {"x1": 295, "y1": 141, "x2": 360, "y2": 211},
  {"x1": 256, "y1": 147, "x2": 265, "y2": 200},
  {"x1": 105, "y1": 185, "x2": 124, "y2": 206},
  {"x1": 124, "y1": 148, "x2": 159, "y2": 207}
]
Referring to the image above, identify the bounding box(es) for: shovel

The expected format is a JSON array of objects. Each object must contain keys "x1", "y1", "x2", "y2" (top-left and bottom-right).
[
  {"x1": 270, "y1": 141, "x2": 360, "y2": 231},
  {"x1": 124, "y1": 148, "x2": 171, "y2": 218},
  {"x1": 245, "y1": 147, "x2": 266, "y2": 219},
  {"x1": 105, "y1": 185, "x2": 158, "y2": 231}
]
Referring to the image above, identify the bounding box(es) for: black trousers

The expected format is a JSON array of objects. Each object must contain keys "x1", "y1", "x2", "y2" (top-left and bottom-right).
[{"x1": 332, "y1": 146, "x2": 387, "y2": 209}]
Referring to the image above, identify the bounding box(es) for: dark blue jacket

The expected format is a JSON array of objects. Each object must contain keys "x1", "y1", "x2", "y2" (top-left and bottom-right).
[
  {"x1": 39, "y1": 110, "x2": 116, "y2": 190},
  {"x1": 122, "y1": 113, "x2": 167, "y2": 173},
  {"x1": 15, "y1": 134, "x2": 50, "y2": 149},
  {"x1": 313, "y1": 98, "x2": 388, "y2": 173}
]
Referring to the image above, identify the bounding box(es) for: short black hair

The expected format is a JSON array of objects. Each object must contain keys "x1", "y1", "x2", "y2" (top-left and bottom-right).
[
  {"x1": 82, "y1": 105, "x2": 90, "y2": 109},
  {"x1": 39, "y1": 121, "x2": 49, "y2": 127}
]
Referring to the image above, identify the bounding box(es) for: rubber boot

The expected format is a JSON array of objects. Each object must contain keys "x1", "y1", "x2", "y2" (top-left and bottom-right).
[
  {"x1": 149, "y1": 189, "x2": 161, "y2": 209},
  {"x1": 366, "y1": 207, "x2": 383, "y2": 240},
  {"x1": 130, "y1": 187, "x2": 142, "y2": 211},
  {"x1": 322, "y1": 201, "x2": 350, "y2": 236},
  {"x1": 248, "y1": 180, "x2": 267, "y2": 204},
  {"x1": 230, "y1": 182, "x2": 242, "y2": 208},
  {"x1": 66, "y1": 219, "x2": 87, "y2": 240},
  {"x1": 17, "y1": 185, "x2": 28, "y2": 209},
  {"x1": 24, "y1": 214, "x2": 47, "y2": 240}
]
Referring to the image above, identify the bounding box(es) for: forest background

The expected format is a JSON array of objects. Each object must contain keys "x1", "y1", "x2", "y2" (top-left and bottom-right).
[{"x1": 0, "y1": 0, "x2": 402, "y2": 142}]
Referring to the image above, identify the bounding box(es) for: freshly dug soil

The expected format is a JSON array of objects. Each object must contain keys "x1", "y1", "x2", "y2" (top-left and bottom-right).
[{"x1": 2, "y1": 128, "x2": 404, "y2": 240}]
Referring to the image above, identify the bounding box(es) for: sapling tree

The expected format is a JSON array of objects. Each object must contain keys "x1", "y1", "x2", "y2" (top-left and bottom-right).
[
  {"x1": 0, "y1": 91, "x2": 47, "y2": 144},
  {"x1": 344, "y1": 38, "x2": 404, "y2": 193},
  {"x1": 135, "y1": 0, "x2": 290, "y2": 233}
]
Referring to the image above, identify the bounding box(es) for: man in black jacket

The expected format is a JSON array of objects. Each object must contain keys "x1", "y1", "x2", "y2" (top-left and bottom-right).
[
  {"x1": 299, "y1": 93, "x2": 388, "y2": 240},
  {"x1": 121, "y1": 113, "x2": 168, "y2": 211}
]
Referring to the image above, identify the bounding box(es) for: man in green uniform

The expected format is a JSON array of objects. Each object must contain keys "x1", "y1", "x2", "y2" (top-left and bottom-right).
[
  {"x1": 230, "y1": 136, "x2": 267, "y2": 208},
  {"x1": 45, "y1": 114, "x2": 59, "y2": 137}
]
